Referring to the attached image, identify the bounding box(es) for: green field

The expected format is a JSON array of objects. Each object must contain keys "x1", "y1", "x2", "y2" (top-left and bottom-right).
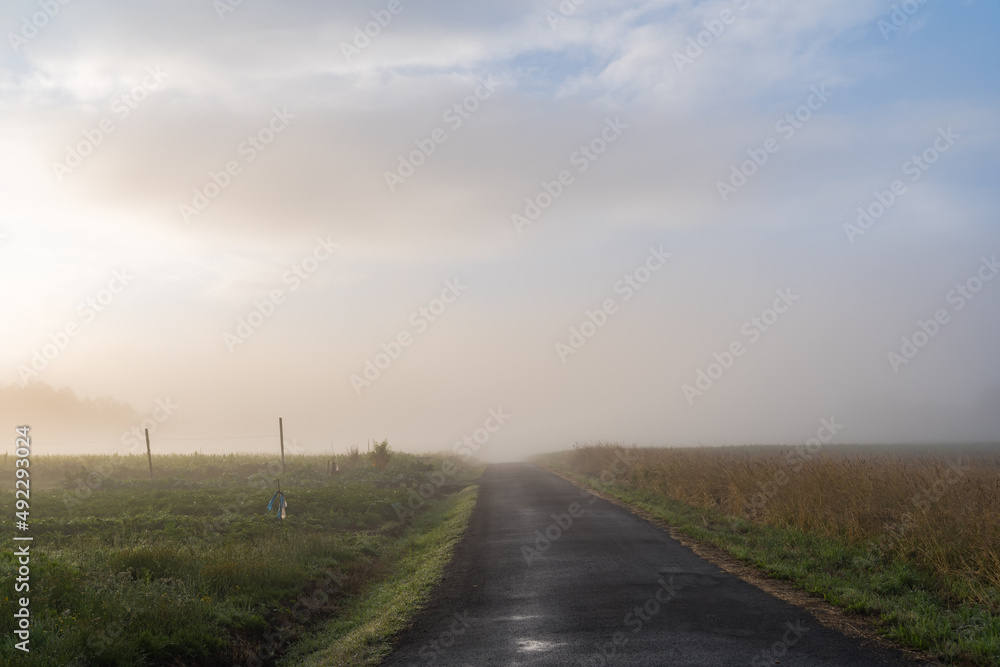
[{"x1": 0, "y1": 450, "x2": 479, "y2": 666}]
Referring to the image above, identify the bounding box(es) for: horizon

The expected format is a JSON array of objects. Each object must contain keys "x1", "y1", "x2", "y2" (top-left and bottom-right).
[{"x1": 5, "y1": 380, "x2": 1000, "y2": 461}]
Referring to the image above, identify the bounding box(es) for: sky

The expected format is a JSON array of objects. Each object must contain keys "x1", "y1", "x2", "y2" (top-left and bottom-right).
[{"x1": 1, "y1": 0, "x2": 998, "y2": 460}]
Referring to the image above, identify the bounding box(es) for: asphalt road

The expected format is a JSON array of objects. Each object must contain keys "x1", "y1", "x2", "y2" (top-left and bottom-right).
[{"x1": 381, "y1": 463, "x2": 924, "y2": 666}]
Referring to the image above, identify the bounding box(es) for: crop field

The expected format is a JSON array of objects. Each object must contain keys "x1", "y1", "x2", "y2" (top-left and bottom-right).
[
  {"x1": 0, "y1": 450, "x2": 478, "y2": 666},
  {"x1": 543, "y1": 443, "x2": 1000, "y2": 665}
]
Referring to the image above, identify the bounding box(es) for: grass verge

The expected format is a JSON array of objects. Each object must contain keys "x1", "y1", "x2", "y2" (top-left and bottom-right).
[
  {"x1": 541, "y1": 457, "x2": 999, "y2": 666},
  {"x1": 282, "y1": 485, "x2": 478, "y2": 667}
]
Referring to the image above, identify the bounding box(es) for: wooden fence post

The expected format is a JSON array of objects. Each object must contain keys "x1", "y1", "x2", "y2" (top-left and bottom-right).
[
  {"x1": 279, "y1": 417, "x2": 285, "y2": 476},
  {"x1": 145, "y1": 428, "x2": 153, "y2": 482}
]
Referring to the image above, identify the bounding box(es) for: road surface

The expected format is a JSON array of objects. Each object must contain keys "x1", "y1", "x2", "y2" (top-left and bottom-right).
[{"x1": 382, "y1": 463, "x2": 924, "y2": 666}]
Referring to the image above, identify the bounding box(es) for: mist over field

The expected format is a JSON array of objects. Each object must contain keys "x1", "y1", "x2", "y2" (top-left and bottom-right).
[{"x1": 2, "y1": 0, "x2": 999, "y2": 460}]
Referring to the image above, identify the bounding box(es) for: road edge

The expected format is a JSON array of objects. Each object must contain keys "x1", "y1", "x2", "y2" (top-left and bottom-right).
[
  {"x1": 539, "y1": 464, "x2": 938, "y2": 666},
  {"x1": 282, "y1": 485, "x2": 480, "y2": 667}
]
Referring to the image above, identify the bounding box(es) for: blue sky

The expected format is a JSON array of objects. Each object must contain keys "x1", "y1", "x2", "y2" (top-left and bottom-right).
[{"x1": 0, "y1": 0, "x2": 997, "y2": 458}]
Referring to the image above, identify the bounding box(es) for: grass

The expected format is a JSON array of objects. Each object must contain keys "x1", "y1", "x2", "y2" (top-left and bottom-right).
[
  {"x1": 540, "y1": 443, "x2": 1000, "y2": 666},
  {"x1": 283, "y1": 485, "x2": 478, "y2": 666},
  {"x1": 0, "y1": 451, "x2": 480, "y2": 666}
]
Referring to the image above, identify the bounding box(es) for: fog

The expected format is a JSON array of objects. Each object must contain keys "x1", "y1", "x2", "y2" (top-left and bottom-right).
[{"x1": 1, "y1": 0, "x2": 998, "y2": 461}]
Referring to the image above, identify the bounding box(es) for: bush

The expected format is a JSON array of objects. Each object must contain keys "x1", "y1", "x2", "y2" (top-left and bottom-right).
[{"x1": 370, "y1": 440, "x2": 391, "y2": 472}]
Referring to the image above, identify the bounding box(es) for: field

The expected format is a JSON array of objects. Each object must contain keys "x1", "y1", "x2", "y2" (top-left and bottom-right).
[
  {"x1": 542, "y1": 443, "x2": 1000, "y2": 666},
  {"x1": 0, "y1": 450, "x2": 479, "y2": 666}
]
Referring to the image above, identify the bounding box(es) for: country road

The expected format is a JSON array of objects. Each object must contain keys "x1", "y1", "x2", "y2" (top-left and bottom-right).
[{"x1": 381, "y1": 463, "x2": 925, "y2": 666}]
